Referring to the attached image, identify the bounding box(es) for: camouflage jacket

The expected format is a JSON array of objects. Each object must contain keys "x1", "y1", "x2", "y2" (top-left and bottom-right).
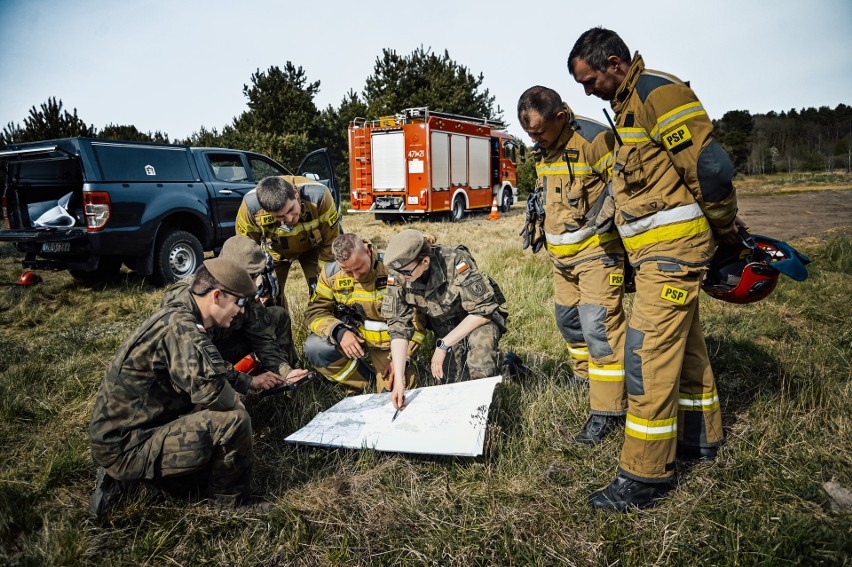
[
  {"x1": 382, "y1": 244, "x2": 507, "y2": 340},
  {"x1": 89, "y1": 297, "x2": 242, "y2": 468},
  {"x1": 162, "y1": 283, "x2": 292, "y2": 387}
]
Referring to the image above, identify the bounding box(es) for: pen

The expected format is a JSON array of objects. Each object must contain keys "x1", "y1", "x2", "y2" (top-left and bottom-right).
[{"x1": 391, "y1": 409, "x2": 400, "y2": 422}]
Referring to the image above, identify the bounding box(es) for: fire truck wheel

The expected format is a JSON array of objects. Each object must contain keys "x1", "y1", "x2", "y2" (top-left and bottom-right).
[
  {"x1": 499, "y1": 188, "x2": 513, "y2": 213},
  {"x1": 450, "y1": 196, "x2": 466, "y2": 222}
]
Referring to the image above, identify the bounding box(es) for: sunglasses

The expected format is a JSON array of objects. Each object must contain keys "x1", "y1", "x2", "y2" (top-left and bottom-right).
[
  {"x1": 220, "y1": 289, "x2": 250, "y2": 308},
  {"x1": 396, "y1": 258, "x2": 424, "y2": 277}
]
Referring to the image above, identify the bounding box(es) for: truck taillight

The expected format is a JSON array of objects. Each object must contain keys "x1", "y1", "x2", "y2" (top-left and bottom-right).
[{"x1": 84, "y1": 191, "x2": 111, "y2": 232}]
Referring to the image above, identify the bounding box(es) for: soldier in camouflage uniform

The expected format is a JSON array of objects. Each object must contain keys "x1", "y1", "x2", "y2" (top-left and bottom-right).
[
  {"x1": 381, "y1": 230, "x2": 508, "y2": 410},
  {"x1": 303, "y1": 233, "x2": 426, "y2": 392},
  {"x1": 235, "y1": 175, "x2": 341, "y2": 309},
  {"x1": 162, "y1": 235, "x2": 304, "y2": 388},
  {"x1": 88, "y1": 258, "x2": 277, "y2": 517}
]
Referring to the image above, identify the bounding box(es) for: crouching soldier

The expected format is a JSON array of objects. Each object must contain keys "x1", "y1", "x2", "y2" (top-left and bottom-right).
[
  {"x1": 162, "y1": 235, "x2": 305, "y2": 391},
  {"x1": 303, "y1": 233, "x2": 426, "y2": 392},
  {"x1": 382, "y1": 230, "x2": 509, "y2": 410},
  {"x1": 88, "y1": 258, "x2": 280, "y2": 517}
]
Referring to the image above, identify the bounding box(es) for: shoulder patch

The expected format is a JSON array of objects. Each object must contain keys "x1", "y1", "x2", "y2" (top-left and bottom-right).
[
  {"x1": 456, "y1": 261, "x2": 469, "y2": 274},
  {"x1": 195, "y1": 323, "x2": 207, "y2": 333},
  {"x1": 387, "y1": 275, "x2": 396, "y2": 286},
  {"x1": 662, "y1": 124, "x2": 693, "y2": 154},
  {"x1": 635, "y1": 73, "x2": 676, "y2": 103}
]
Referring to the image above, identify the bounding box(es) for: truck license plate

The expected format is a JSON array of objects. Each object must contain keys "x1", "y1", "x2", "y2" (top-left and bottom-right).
[{"x1": 42, "y1": 242, "x2": 70, "y2": 253}]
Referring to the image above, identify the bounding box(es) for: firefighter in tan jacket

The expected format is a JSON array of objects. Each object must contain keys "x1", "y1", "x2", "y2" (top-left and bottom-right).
[
  {"x1": 303, "y1": 234, "x2": 425, "y2": 392},
  {"x1": 517, "y1": 86, "x2": 628, "y2": 445},
  {"x1": 569, "y1": 27, "x2": 743, "y2": 511},
  {"x1": 235, "y1": 175, "x2": 341, "y2": 309}
]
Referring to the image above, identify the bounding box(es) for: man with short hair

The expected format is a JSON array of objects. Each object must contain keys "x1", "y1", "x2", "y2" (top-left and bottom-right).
[
  {"x1": 382, "y1": 230, "x2": 509, "y2": 411},
  {"x1": 567, "y1": 27, "x2": 743, "y2": 511},
  {"x1": 517, "y1": 85, "x2": 628, "y2": 445},
  {"x1": 303, "y1": 233, "x2": 426, "y2": 392},
  {"x1": 235, "y1": 175, "x2": 341, "y2": 308},
  {"x1": 88, "y1": 258, "x2": 274, "y2": 517}
]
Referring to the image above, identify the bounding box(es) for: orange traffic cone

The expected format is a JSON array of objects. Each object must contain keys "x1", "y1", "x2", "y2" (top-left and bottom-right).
[{"x1": 488, "y1": 197, "x2": 500, "y2": 220}]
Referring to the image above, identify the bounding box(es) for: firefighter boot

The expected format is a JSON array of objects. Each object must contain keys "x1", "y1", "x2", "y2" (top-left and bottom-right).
[
  {"x1": 588, "y1": 475, "x2": 670, "y2": 512},
  {"x1": 677, "y1": 443, "x2": 719, "y2": 462},
  {"x1": 574, "y1": 414, "x2": 625, "y2": 445},
  {"x1": 89, "y1": 467, "x2": 127, "y2": 519}
]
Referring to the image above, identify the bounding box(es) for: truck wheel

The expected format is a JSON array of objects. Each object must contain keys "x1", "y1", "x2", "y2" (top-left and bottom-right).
[
  {"x1": 70, "y1": 257, "x2": 122, "y2": 286},
  {"x1": 450, "y1": 195, "x2": 465, "y2": 222},
  {"x1": 500, "y1": 188, "x2": 513, "y2": 213},
  {"x1": 153, "y1": 229, "x2": 204, "y2": 284}
]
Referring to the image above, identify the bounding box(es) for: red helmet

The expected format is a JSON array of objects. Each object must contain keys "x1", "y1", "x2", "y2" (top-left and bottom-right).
[
  {"x1": 17, "y1": 271, "x2": 43, "y2": 286},
  {"x1": 702, "y1": 233, "x2": 806, "y2": 304}
]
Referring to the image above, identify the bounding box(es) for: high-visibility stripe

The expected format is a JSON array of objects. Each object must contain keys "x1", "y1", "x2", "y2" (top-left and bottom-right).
[
  {"x1": 359, "y1": 327, "x2": 390, "y2": 342},
  {"x1": 308, "y1": 316, "x2": 335, "y2": 335},
  {"x1": 616, "y1": 127, "x2": 651, "y2": 143},
  {"x1": 536, "y1": 161, "x2": 593, "y2": 176},
  {"x1": 679, "y1": 390, "x2": 720, "y2": 411},
  {"x1": 650, "y1": 102, "x2": 707, "y2": 141},
  {"x1": 546, "y1": 230, "x2": 620, "y2": 256},
  {"x1": 625, "y1": 414, "x2": 678, "y2": 440},
  {"x1": 547, "y1": 226, "x2": 596, "y2": 245},
  {"x1": 333, "y1": 290, "x2": 386, "y2": 303},
  {"x1": 328, "y1": 357, "x2": 359, "y2": 383},
  {"x1": 412, "y1": 331, "x2": 425, "y2": 344},
  {"x1": 314, "y1": 281, "x2": 334, "y2": 299},
  {"x1": 568, "y1": 346, "x2": 589, "y2": 360},
  {"x1": 621, "y1": 216, "x2": 710, "y2": 252},
  {"x1": 275, "y1": 206, "x2": 335, "y2": 238},
  {"x1": 593, "y1": 151, "x2": 614, "y2": 175},
  {"x1": 588, "y1": 363, "x2": 625, "y2": 382},
  {"x1": 617, "y1": 203, "x2": 704, "y2": 238}
]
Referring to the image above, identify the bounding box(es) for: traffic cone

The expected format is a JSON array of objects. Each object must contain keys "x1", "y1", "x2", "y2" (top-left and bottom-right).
[{"x1": 488, "y1": 197, "x2": 500, "y2": 220}]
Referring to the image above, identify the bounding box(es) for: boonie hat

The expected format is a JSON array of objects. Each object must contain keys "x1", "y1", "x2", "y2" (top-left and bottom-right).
[
  {"x1": 203, "y1": 257, "x2": 257, "y2": 297},
  {"x1": 219, "y1": 235, "x2": 266, "y2": 274},
  {"x1": 384, "y1": 229, "x2": 427, "y2": 270}
]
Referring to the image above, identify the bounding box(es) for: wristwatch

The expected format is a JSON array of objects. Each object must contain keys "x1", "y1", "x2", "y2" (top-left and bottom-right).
[{"x1": 436, "y1": 338, "x2": 451, "y2": 351}]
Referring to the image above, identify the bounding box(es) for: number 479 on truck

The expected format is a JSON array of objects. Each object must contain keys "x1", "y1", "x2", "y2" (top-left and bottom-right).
[{"x1": 348, "y1": 107, "x2": 521, "y2": 222}]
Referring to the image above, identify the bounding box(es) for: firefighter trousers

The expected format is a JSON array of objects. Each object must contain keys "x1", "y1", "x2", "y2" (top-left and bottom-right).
[
  {"x1": 303, "y1": 333, "x2": 414, "y2": 392},
  {"x1": 553, "y1": 258, "x2": 627, "y2": 415},
  {"x1": 619, "y1": 262, "x2": 724, "y2": 482},
  {"x1": 274, "y1": 247, "x2": 322, "y2": 310}
]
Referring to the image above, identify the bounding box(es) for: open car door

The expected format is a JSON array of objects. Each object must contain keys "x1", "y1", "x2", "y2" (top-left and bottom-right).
[{"x1": 296, "y1": 148, "x2": 340, "y2": 213}]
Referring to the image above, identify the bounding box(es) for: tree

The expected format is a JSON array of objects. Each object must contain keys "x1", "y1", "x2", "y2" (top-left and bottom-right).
[
  {"x1": 363, "y1": 47, "x2": 500, "y2": 122},
  {"x1": 714, "y1": 110, "x2": 753, "y2": 172},
  {"x1": 1, "y1": 97, "x2": 95, "y2": 145},
  {"x1": 98, "y1": 124, "x2": 170, "y2": 143}
]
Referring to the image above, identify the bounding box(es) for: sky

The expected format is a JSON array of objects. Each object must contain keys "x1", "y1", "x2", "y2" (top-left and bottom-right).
[{"x1": 1, "y1": 0, "x2": 850, "y2": 146}]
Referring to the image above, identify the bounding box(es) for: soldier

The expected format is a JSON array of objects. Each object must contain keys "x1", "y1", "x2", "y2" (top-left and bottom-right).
[
  {"x1": 303, "y1": 233, "x2": 426, "y2": 392},
  {"x1": 381, "y1": 230, "x2": 508, "y2": 410},
  {"x1": 568, "y1": 27, "x2": 744, "y2": 511},
  {"x1": 235, "y1": 175, "x2": 341, "y2": 309},
  {"x1": 88, "y1": 258, "x2": 288, "y2": 517},
  {"x1": 162, "y1": 235, "x2": 305, "y2": 390},
  {"x1": 517, "y1": 85, "x2": 628, "y2": 445}
]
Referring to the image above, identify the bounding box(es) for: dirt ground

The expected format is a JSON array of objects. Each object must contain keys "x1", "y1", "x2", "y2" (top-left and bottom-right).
[{"x1": 736, "y1": 189, "x2": 852, "y2": 244}]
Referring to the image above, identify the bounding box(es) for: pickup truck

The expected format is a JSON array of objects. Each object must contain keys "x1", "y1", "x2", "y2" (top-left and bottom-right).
[{"x1": 0, "y1": 138, "x2": 339, "y2": 284}]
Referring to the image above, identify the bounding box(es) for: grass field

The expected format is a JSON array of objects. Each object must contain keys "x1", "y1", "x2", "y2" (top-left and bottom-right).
[{"x1": 0, "y1": 192, "x2": 850, "y2": 565}]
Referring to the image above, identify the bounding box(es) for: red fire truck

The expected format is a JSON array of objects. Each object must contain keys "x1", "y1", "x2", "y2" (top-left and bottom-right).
[{"x1": 348, "y1": 107, "x2": 520, "y2": 221}]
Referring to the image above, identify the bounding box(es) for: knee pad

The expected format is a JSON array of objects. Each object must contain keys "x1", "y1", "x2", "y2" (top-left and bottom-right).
[
  {"x1": 578, "y1": 304, "x2": 614, "y2": 358},
  {"x1": 555, "y1": 304, "x2": 584, "y2": 344}
]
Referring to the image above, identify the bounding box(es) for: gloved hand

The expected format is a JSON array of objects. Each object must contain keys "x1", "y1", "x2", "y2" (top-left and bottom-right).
[
  {"x1": 520, "y1": 192, "x2": 541, "y2": 250},
  {"x1": 592, "y1": 195, "x2": 616, "y2": 234}
]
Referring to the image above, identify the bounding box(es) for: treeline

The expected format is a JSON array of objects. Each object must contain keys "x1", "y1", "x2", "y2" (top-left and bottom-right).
[{"x1": 714, "y1": 105, "x2": 852, "y2": 174}]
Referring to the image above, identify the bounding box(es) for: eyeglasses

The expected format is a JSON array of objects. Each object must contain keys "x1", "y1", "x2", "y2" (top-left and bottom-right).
[
  {"x1": 396, "y1": 258, "x2": 423, "y2": 277},
  {"x1": 220, "y1": 289, "x2": 250, "y2": 308}
]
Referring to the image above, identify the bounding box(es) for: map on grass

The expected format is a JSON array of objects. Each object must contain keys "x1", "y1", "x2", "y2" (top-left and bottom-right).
[{"x1": 285, "y1": 376, "x2": 502, "y2": 456}]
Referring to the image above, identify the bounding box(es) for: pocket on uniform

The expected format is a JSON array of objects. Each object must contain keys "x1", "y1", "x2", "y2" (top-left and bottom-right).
[
  {"x1": 565, "y1": 178, "x2": 588, "y2": 219},
  {"x1": 617, "y1": 192, "x2": 664, "y2": 224},
  {"x1": 612, "y1": 144, "x2": 644, "y2": 195}
]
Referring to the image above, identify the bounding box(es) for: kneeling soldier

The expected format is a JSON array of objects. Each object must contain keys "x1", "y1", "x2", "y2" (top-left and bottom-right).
[{"x1": 303, "y1": 233, "x2": 426, "y2": 392}]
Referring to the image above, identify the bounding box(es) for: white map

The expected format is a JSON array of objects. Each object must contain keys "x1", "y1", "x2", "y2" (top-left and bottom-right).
[{"x1": 285, "y1": 376, "x2": 502, "y2": 456}]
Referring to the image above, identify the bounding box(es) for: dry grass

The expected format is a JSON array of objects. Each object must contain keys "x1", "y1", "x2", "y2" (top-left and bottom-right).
[{"x1": 0, "y1": 204, "x2": 850, "y2": 566}]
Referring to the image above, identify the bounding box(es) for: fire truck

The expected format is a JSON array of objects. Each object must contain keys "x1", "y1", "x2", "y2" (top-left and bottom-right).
[{"x1": 348, "y1": 107, "x2": 520, "y2": 221}]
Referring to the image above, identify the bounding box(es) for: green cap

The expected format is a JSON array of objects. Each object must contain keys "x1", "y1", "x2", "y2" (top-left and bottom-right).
[
  {"x1": 220, "y1": 235, "x2": 266, "y2": 274},
  {"x1": 203, "y1": 257, "x2": 256, "y2": 297},
  {"x1": 384, "y1": 229, "x2": 426, "y2": 270}
]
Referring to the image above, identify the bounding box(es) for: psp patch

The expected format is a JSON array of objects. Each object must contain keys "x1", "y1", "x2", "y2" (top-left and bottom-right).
[
  {"x1": 259, "y1": 214, "x2": 276, "y2": 226},
  {"x1": 609, "y1": 273, "x2": 625, "y2": 286},
  {"x1": 661, "y1": 284, "x2": 688, "y2": 305},
  {"x1": 336, "y1": 277, "x2": 354, "y2": 289},
  {"x1": 327, "y1": 209, "x2": 340, "y2": 227},
  {"x1": 662, "y1": 124, "x2": 693, "y2": 155}
]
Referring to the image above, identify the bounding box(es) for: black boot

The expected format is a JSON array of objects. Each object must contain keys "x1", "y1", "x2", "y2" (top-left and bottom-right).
[
  {"x1": 677, "y1": 444, "x2": 718, "y2": 462},
  {"x1": 589, "y1": 475, "x2": 670, "y2": 512},
  {"x1": 89, "y1": 467, "x2": 126, "y2": 519},
  {"x1": 574, "y1": 414, "x2": 625, "y2": 445}
]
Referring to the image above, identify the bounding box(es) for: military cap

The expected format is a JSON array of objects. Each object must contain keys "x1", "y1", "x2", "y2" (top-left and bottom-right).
[
  {"x1": 384, "y1": 229, "x2": 427, "y2": 270},
  {"x1": 220, "y1": 235, "x2": 266, "y2": 274},
  {"x1": 203, "y1": 257, "x2": 257, "y2": 297}
]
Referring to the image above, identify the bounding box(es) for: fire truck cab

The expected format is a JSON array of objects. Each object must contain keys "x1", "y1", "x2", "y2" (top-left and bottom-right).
[{"x1": 348, "y1": 107, "x2": 519, "y2": 221}]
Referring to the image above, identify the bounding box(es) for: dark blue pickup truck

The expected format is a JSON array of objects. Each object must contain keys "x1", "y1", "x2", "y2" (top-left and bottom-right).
[{"x1": 0, "y1": 138, "x2": 339, "y2": 283}]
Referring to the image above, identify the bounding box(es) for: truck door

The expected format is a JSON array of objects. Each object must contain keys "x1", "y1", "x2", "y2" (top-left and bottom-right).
[
  {"x1": 201, "y1": 151, "x2": 257, "y2": 241},
  {"x1": 297, "y1": 148, "x2": 340, "y2": 213}
]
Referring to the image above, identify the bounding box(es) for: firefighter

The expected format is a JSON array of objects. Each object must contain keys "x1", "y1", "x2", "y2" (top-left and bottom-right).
[
  {"x1": 303, "y1": 233, "x2": 426, "y2": 392},
  {"x1": 517, "y1": 86, "x2": 628, "y2": 445},
  {"x1": 381, "y1": 230, "x2": 509, "y2": 411},
  {"x1": 568, "y1": 27, "x2": 745, "y2": 511},
  {"x1": 235, "y1": 175, "x2": 341, "y2": 310}
]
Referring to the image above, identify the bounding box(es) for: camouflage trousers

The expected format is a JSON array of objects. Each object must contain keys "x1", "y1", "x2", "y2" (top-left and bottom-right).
[
  {"x1": 103, "y1": 408, "x2": 253, "y2": 501},
  {"x1": 217, "y1": 305, "x2": 299, "y2": 369},
  {"x1": 303, "y1": 333, "x2": 415, "y2": 393},
  {"x1": 438, "y1": 320, "x2": 503, "y2": 383},
  {"x1": 274, "y1": 248, "x2": 321, "y2": 311}
]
